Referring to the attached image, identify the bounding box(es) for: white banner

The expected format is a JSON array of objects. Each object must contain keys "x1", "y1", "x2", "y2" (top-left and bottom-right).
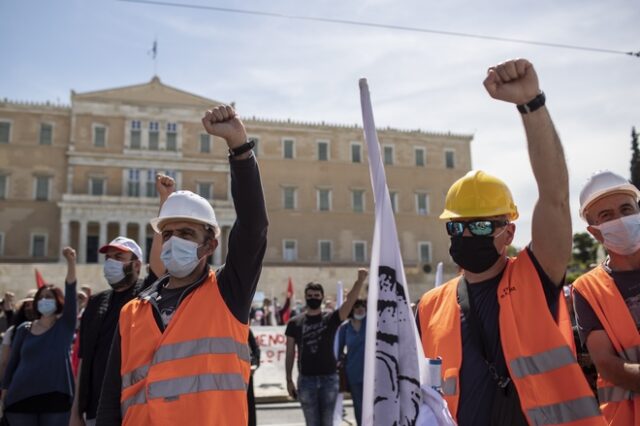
[{"x1": 251, "y1": 326, "x2": 293, "y2": 398}]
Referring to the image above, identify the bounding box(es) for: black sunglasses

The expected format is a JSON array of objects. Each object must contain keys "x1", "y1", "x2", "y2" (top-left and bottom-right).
[{"x1": 446, "y1": 220, "x2": 509, "y2": 237}]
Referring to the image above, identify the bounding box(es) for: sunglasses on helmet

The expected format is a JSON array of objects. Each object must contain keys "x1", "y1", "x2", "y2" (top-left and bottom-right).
[{"x1": 446, "y1": 220, "x2": 509, "y2": 237}]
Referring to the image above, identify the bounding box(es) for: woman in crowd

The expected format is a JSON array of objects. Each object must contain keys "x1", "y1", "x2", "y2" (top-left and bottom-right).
[
  {"x1": 1, "y1": 247, "x2": 77, "y2": 426},
  {"x1": 0, "y1": 298, "x2": 37, "y2": 379},
  {"x1": 337, "y1": 299, "x2": 367, "y2": 426}
]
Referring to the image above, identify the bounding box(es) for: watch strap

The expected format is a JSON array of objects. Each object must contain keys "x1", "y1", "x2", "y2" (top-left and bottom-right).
[
  {"x1": 517, "y1": 91, "x2": 546, "y2": 114},
  {"x1": 228, "y1": 139, "x2": 255, "y2": 158}
]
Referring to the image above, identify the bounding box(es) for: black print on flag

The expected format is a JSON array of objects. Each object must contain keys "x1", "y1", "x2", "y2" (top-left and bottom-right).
[{"x1": 375, "y1": 266, "x2": 421, "y2": 425}]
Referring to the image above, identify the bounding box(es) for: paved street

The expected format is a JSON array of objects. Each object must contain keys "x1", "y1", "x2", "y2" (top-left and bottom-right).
[{"x1": 256, "y1": 400, "x2": 356, "y2": 425}]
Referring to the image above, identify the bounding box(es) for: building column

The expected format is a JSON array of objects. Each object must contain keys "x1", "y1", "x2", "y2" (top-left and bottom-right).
[
  {"x1": 119, "y1": 221, "x2": 127, "y2": 238},
  {"x1": 221, "y1": 226, "x2": 230, "y2": 261},
  {"x1": 138, "y1": 222, "x2": 147, "y2": 262},
  {"x1": 99, "y1": 221, "x2": 108, "y2": 263},
  {"x1": 78, "y1": 221, "x2": 87, "y2": 264},
  {"x1": 213, "y1": 228, "x2": 223, "y2": 265},
  {"x1": 59, "y1": 220, "x2": 70, "y2": 262}
]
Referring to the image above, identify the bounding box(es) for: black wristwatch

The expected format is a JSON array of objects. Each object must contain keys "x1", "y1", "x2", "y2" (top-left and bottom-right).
[
  {"x1": 517, "y1": 92, "x2": 546, "y2": 114},
  {"x1": 228, "y1": 139, "x2": 255, "y2": 158}
]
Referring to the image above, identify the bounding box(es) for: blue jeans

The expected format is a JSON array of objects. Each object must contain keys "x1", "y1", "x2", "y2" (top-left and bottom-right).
[
  {"x1": 5, "y1": 411, "x2": 70, "y2": 426},
  {"x1": 349, "y1": 381, "x2": 364, "y2": 426},
  {"x1": 297, "y1": 374, "x2": 339, "y2": 426}
]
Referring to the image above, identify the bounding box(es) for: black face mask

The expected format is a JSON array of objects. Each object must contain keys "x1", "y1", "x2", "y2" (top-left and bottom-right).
[
  {"x1": 306, "y1": 298, "x2": 322, "y2": 310},
  {"x1": 449, "y1": 236, "x2": 501, "y2": 273}
]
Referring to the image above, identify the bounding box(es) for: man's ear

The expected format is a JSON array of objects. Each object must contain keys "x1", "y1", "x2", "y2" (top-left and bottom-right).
[{"x1": 586, "y1": 226, "x2": 604, "y2": 244}]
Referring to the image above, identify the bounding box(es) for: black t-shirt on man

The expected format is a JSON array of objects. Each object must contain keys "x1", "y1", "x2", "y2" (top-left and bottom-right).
[{"x1": 285, "y1": 310, "x2": 342, "y2": 376}]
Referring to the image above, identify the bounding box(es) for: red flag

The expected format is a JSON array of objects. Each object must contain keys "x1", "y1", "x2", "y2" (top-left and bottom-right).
[
  {"x1": 280, "y1": 277, "x2": 294, "y2": 324},
  {"x1": 35, "y1": 268, "x2": 46, "y2": 289}
]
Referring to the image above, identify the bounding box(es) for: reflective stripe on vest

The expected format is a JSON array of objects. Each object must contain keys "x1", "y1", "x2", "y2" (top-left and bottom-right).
[
  {"x1": 442, "y1": 377, "x2": 457, "y2": 396},
  {"x1": 121, "y1": 337, "x2": 250, "y2": 390},
  {"x1": 619, "y1": 345, "x2": 640, "y2": 363},
  {"x1": 120, "y1": 373, "x2": 247, "y2": 417},
  {"x1": 598, "y1": 385, "x2": 635, "y2": 403},
  {"x1": 526, "y1": 396, "x2": 602, "y2": 426},
  {"x1": 510, "y1": 346, "x2": 576, "y2": 379}
]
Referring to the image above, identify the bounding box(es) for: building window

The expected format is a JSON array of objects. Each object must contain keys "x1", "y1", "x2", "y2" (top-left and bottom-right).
[
  {"x1": 93, "y1": 125, "x2": 106, "y2": 147},
  {"x1": 319, "y1": 240, "x2": 332, "y2": 262},
  {"x1": 390, "y1": 191, "x2": 398, "y2": 213},
  {"x1": 317, "y1": 141, "x2": 329, "y2": 161},
  {"x1": 0, "y1": 175, "x2": 7, "y2": 199},
  {"x1": 318, "y1": 189, "x2": 332, "y2": 211},
  {"x1": 149, "y1": 121, "x2": 159, "y2": 150},
  {"x1": 418, "y1": 242, "x2": 432, "y2": 264},
  {"x1": 39, "y1": 123, "x2": 53, "y2": 145},
  {"x1": 283, "y1": 240, "x2": 297, "y2": 262},
  {"x1": 283, "y1": 187, "x2": 297, "y2": 210},
  {"x1": 197, "y1": 182, "x2": 213, "y2": 200},
  {"x1": 200, "y1": 134, "x2": 211, "y2": 153},
  {"x1": 145, "y1": 170, "x2": 157, "y2": 198},
  {"x1": 0, "y1": 233, "x2": 4, "y2": 256},
  {"x1": 383, "y1": 145, "x2": 394, "y2": 165},
  {"x1": 352, "y1": 190, "x2": 364, "y2": 213},
  {"x1": 0, "y1": 121, "x2": 10, "y2": 144},
  {"x1": 127, "y1": 169, "x2": 141, "y2": 197},
  {"x1": 248, "y1": 136, "x2": 259, "y2": 157},
  {"x1": 445, "y1": 150, "x2": 455, "y2": 169},
  {"x1": 166, "y1": 122, "x2": 177, "y2": 151},
  {"x1": 31, "y1": 234, "x2": 47, "y2": 258},
  {"x1": 351, "y1": 142, "x2": 362, "y2": 163},
  {"x1": 90, "y1": 178, "x2": 106, "y2": 196},
  {"x1": 353, "y1": 241, "x2": 367, "y2": 263},
  {"x1": 283, "y1": 138, "x2": 295, "y2": 159},
  {"x1": 34, "y1": 176, "x2": 50, "y2": 201},
  {"x1": 416, "y1": 193, "x2": 429, "y2": 215},
  {"x1": 130, "y1": 120, "x2": 141, "y2": 149},
  {"x1": 415, "y1": 147, "x2": 425, "y2": 167}
]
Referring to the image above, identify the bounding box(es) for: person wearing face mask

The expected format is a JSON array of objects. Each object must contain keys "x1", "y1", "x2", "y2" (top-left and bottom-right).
[
  {"x1": 284, "y1": 269, "x2": 367, "y2": 426},
  {"x1": 337, "y1": 299, "x2": 367, "y2": 426},
  {"x1": 96, "y1": 104, "x2": 268, "y2": 426},
  {"x1": 1, "y1": 247, "x2": 78, "y2": 426},
  {"x1": 416, "y1": 59, "x2": 604, "y2": 426},
  {"x1": 70, "y1": 184, "x2": 167, "y2": 426},
  {"x1": 571, "y1": 170, "x2": 640, "y2": 425}
]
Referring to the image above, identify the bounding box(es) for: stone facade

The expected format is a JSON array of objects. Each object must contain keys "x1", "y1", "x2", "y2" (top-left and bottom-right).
[{"x1": 0, "y1": 76, "x2": 472, "y2": 295}]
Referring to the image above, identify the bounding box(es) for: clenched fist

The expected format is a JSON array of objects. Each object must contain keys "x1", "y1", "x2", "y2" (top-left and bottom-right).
[
  {"x1": 483, "y1": 58, "x2": 540, "y2": 105},
  {"x1": 62, "y1": 247, "x2": 77, "y2": 263},
  {"x1": 156, "y1": 173, "x2": 176, "y2": 202},
  {"x1": 201, "y1": 105, "x2": 247, "y2": 149}
]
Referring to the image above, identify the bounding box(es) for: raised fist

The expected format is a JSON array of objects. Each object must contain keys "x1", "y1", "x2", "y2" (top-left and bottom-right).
[
  {"x1": 62, "y1": 247, "x2": 77, "y2": 263},
  {"x1": 483, "y1": 58, "x2": 540, "y2": 105},
  {"x1": 156, "y1": 174, "x2": 176, "y2": 201},
  {"x1": 201, "y1": 105, "x2": 247, "y2": 148},
  {"x1": 357, "y1": 268, "x2": 368, "y2": 283}
]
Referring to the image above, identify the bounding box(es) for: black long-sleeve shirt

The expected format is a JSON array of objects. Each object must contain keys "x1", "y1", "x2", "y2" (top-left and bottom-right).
[{"x1": 96, "y1": 153, "x2": 268, "y2": 425}]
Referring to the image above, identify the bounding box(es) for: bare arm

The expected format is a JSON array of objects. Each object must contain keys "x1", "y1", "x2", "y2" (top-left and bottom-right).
[
  {"x1": 483, "y1": 59, "x2": 570, "y2": 284},
  {"x1": 587, "y1": 330, "x2": 640, "y2": 393},
  {"x1": 338, "y1": 269, "x2": 368, "y2": 322},
  {"x1": 285, "y1": 336, "x2": 297, "y2": 399}
]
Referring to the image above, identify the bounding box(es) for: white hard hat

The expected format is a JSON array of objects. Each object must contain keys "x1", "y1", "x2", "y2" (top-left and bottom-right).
[
  {"x1": 150, "y1": 190, "x2": 219, "y2": 236},
  {"x1": 579, "y1": 170, "x2": 640, "y2": 220}
]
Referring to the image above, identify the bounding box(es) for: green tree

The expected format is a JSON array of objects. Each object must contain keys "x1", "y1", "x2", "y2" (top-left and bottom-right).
[
  {"x1": 631, "y1": 126, "x2": 640, "y2": 189},
  {"x1": 572, "y1": 232, "x2": 599, "y2": 270}
]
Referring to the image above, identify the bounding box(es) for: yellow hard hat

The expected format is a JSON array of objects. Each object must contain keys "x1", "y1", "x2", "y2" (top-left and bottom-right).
[{"x1": 440, "y1": 170, "x2": 519, "y2": 220}]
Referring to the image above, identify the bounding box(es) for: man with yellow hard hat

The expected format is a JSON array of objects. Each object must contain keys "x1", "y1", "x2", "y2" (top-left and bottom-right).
[{"x1": 416, "y1": 59, "x2": 604, "y2": 426}]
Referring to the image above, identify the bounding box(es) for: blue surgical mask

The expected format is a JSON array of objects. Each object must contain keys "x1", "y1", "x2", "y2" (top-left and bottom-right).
[
  {"x1": 103, "y1": 259, "x2": 127, "y2": 285},
  {"x1": 37, "y1": 298, "x2": 57, "y2": 316},
  {"x1": 161, "y1": 236, "x2": 202, "y2": 278}
]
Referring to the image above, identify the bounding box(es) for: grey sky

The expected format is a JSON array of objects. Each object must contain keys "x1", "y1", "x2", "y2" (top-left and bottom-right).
[{"x1": 1, "y1": 0, "x2": 638, "y2": 248}]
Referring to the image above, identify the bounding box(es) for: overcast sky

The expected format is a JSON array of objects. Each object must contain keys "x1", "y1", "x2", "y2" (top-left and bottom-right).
[{"x1": 1, "y1": 0, "x2": 638, "y2": 248}]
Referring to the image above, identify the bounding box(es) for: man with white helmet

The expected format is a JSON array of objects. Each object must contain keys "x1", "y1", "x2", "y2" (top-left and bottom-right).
[
  {"x1": 572, "y1": 170, "x2": 640, "y2": 425},
  {"x1": 96, "y1": 105, "x2": 268, "y2": 426}
]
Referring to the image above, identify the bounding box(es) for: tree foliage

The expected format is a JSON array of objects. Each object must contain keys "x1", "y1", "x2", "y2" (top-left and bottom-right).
[
  {"x1": 631, "y1": 126, "x2": 640, "y2": 189},
  {"x1": 571, "y1": 232, "x2": 600, "y2": 270}
]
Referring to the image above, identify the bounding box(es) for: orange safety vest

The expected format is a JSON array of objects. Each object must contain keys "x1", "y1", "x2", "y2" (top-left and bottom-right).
[
  {"x1": 573, "y1": 265, "x2": 640, "y2": 426},
  {"x1": 418, "y1": 250, "x2": 604, "y2": 426},
  {"x1": 119, "y1": 270, "x2": 250, "y2": 426}
]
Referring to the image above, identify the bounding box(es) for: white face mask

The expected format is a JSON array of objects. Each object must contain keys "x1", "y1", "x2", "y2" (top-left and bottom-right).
[
  {"x1": 103, "y1": 259, "x2": 127, "y2": 285},
  {"x1": 37, "y1": 298, "x2": 57, "y2": 316},
  {"x1": 161, "y1": 236, "x2": 203, "y2": 278},
  {"x1": 353, "y1": 312, "x2": 366, "y2": 320},
  {"x1": 592, "y1": 213, "x2": 640, "y2": 255}
]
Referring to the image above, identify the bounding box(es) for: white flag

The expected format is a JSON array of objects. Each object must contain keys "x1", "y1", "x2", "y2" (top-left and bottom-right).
[
  {"x1": 434, "y1": 262, "x2": 444, "y2": 287},
  {"x1": 359, "y1": 79, "x2": 455, "y2": 426}
]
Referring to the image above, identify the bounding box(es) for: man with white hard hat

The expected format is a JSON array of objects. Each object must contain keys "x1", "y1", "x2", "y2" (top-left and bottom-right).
[
  {"x1": 96, "y1": 105, "x2": 268, "y2": 426},
  {"x1": 71, "y1": 178, "x2": 169, "y2": 426},
  {"x1": 572, "y1": 170, "x2": 640, "y2": 425}
]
